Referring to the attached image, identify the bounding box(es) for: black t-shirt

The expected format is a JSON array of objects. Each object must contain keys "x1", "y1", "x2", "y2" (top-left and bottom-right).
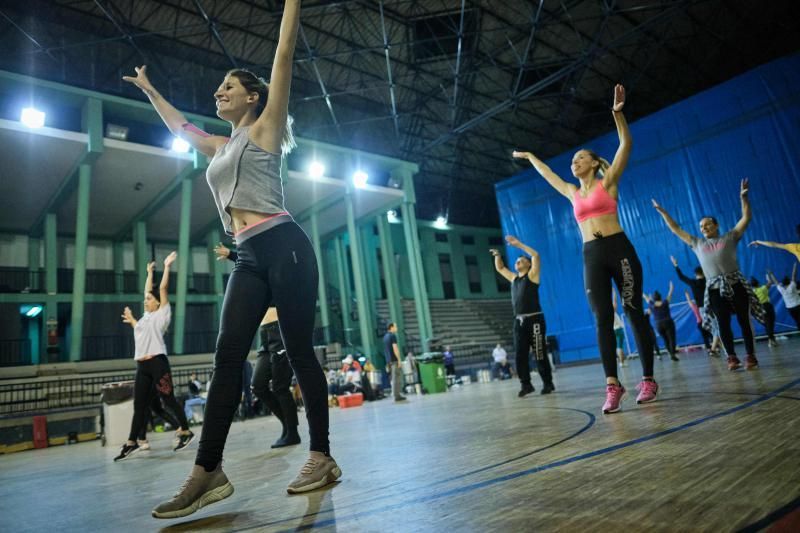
[
  {"x1": 511, "y1": 275, "x2": 541, "y2": 315},
  {"x1": 383, "y1": 332, "x2": 398, "y2": 363}
]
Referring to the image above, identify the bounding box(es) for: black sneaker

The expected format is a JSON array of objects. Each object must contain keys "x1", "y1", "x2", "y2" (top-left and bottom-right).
[
  {"x1": 113, "y1": 443, "x2": 139, "y2": 462},
  {"x1": 394, "y1": 396, "x2": 407, "y2": 402},
  {"x1": 541, "y1": 383, "x2": 556, "y2": 395},
  {"x1": 173, "y1": 431, "x2": 195, "y2": 452},
  {"x1": 518, "y1": 384, "x2": 535, "y2": 398}
]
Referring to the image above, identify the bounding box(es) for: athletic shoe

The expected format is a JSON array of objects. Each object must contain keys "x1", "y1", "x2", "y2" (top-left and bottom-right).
[
  {"x1": 708, "y1": 349, "x2": 720, "y2": 357},
  {"x1": 541, "y1": 382, "x2": 555, "y2": 395},
  {"x1": 745, "y1": 355, "x2": 759, "y2": 370},
  {"x1": 517, "y1": 383, "x2": 535, "y2": 398},
  {"x1": 151, "y1": 464, "x2": 234, "y2": 519},
  {"x1": 635, "y1": 380, "x2": 659, "y2": 404},
  {"x1": 394, "y1": 396, "x2": 408, "y2": 402},
  {"x1": 286, "y1": 452, "x2": 342, "y2": 494},
  {"x1": 113, "y1": 443, "x2": 139, "y2": 462},
  {"x1": 137, "y1": 440, "x2": 151, "y2": 451},
  {"x1": 670, "y1": 354, "x2": 680, "y2": 361},
  {"x1": 727, "y1": 356, "x2": 742, "y2": 371},
  {"x1": 173, "y1": 431, "x2": 195, "y2": 452},
  {"x1": 768, "y1": 339, "x2": 778, "y2": 348},
  {"x1": 602, "y1": 384, "x2": 626, "y2": 414},
  {"x1": 271, "y1": 430, "x2": 301, "y2": 449}
]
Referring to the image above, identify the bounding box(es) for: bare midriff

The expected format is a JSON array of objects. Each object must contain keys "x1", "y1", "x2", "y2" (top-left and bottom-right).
[
  {"x1": 578, "y1": 213, "x2": 624, "y2": 243},
  {"x1": 230, "y1": 207, "x2": 280, "y2": 234}
]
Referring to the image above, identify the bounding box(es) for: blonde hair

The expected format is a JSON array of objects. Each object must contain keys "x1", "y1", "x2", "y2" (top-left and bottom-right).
[
  {"x1": 226, "y1": 68, "x2": 297, "y2": 155},
  {"x1": 584, "y1": 149, "x2": 610, "y2": 177}
]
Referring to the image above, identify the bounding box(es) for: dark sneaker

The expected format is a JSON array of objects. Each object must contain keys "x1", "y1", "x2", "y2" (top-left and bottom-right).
[
  {"x1": 152, "y1": 464, "x2": 234, "y2": 519},
  {"x1": 670, "y1": 354, "x2": 680, "y2": 361},
  {"x1": 113, "y1": 443, "x2": 139, "y2": 462},
  {"x1": 271, "y1": 430, "x2": 301, "y2": 449},
  {"x1": 286, "y1": 452, "x2": 342, "y2": 494},
  {"x1": 173, "y1": 431, "x2": 195, "y2": 452},
  {"x1": 394, "y1": 396, "x2": 407, "y2": 402},
  {"x1": 727, "y1": 356, "x2": 742, "y2": 371},
  {"x1": 541, "y1": 382, "x2": 555, "y2": 395},
  {"x1": 517, "y1": 383, "x2": 535, "y2": 398},
  {"x1": 745, "y1": 354, "x2": 759, "y2": 370}
]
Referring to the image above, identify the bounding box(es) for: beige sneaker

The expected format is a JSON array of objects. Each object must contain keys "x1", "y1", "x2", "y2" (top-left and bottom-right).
[
  {"x1": 151, "y1": 464, "x2": 234, "y2": 519},
  {"x1": 286, "y1": 452, "x2": 342, "y2": 494}
]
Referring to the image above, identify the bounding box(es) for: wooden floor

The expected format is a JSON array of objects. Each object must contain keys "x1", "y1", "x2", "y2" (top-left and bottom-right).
[{"x1": 2, "y1": 338, "x2": 800, "y2": 532}]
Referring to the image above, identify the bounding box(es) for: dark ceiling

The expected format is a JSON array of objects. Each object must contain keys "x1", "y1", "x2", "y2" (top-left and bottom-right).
[{"x1": 1, "y1": 0, "x2": 798, "y2": 227}]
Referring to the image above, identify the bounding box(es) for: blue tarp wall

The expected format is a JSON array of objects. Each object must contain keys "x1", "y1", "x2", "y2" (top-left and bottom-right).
[{"x1": 496, "y1": 54, "x2": 800, "y2": 364}]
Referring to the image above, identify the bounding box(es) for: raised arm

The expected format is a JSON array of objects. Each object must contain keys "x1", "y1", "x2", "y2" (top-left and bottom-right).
[
  {"x1": 159, "y1": 252, "x2": 177, "y2": 307},
  {"x1": 652, "y1": 199, "x2": 695, "y2": 246},
  {"x1": 122, "y1": 66, "x2": 226, "y2": 158},
  {"x1": 666, "y1": 281, "x2": 674, "y2": 303},
  {"x1": 512, "y1": 151, "x2": 576, "y2": 199},
  {"x1": 731, "y1": 178, "x2": 751, "y2": 238},
  {"x1": 490, "y1": 249, "x2": 515, "y2": 283},
  {"x1": 251, "y1": 0, "x2": 301, "y2": 154},
  {"x1": 121, "y1": 306, "x2": 137, "y2": 329},
  {"x1": 766, "y1": 270, "x2": 778, "y2": 286},
  {"x1": 612, "y1": 289, "x2": 619, "y2": 312},
  {"x1": 144, "y1": 261, "x2": 156, "y2": 297},
  {"x1": 684, "y1": 290, "x2": 693, "y2": 305},
  {"x1": 602, "y1": 85, "x2": 632, "y2": 189},
  {"x1": 506, "y1": 235, "x2": 540, "y2": 283},
  {"x1": 793, "y1": 262, "x2": 797, "y2": 284},
  {"x1": 671, "y1": 255, "x2": 693, "y2": 285}
]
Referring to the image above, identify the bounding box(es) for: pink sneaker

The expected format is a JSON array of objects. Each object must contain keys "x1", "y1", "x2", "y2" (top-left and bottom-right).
[
  {"x1": 635, "y1": 380, "x2": 659, "y2": 404},
  {"x1": 602, "y1": 384, "x2": 626, "y2": 414}
]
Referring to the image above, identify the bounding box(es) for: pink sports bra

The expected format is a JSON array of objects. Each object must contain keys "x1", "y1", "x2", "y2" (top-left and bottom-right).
[{"x1": 573, "y1": 182, "x2": 618, "y2": 223}]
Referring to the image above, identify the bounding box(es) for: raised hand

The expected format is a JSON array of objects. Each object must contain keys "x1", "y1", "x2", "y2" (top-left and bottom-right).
[
  {"x1": 489, "y1": 248, "x2": 501, "y2": 257},
  {"x1": 651, "y1": 198, "x2": 665, "y2": 213},
  {"x1": 213, "y1": 243, "x2": 231, "y2": 260},
  {"x1": 740, "y1": 177, "x2": 749, "y2": 198},
  {"x1": 146, "y1": 261, "x2": 156, "y2": 273},
  {"x1": 512, "y1": 150, "x2": 533, "y2": 160},
  {"x1": 505, "y1": 235, "x2": 521, "y2": 247},
  {"x1": 164, "y1": 251, "x2": 177, "y2": 267},
  {"x1": 122, "y1": 65, "x2": 154, "y2": 92},
  {"x1": 670, "y1": 255, "x2": 678, "y2": 267},
  {"x1": 748, "y1": 240, "x2": 763, "y2": 248},
  {"x1": 612, "y1": 84, "x2": 625, "y2": 112},
  {"x1": 121, "y1": 306, "x2": 135, "y2": 324}
]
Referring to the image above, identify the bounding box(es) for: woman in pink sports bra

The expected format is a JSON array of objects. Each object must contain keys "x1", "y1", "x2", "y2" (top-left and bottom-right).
[{"x1": 513, "y1": 84, "x2": 657, "y2": 414}]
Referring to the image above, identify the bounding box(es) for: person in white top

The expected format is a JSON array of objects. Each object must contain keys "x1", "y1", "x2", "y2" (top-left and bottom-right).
[
  {"x1": 768, "y1": 264, "x2": 800, "y2": 330},
  {"x1": 114, "y1": 252, "x2": 195, "y2": 462},
  {"x1": 492, "y1": 343, "x2": 511, "y2": 379}
]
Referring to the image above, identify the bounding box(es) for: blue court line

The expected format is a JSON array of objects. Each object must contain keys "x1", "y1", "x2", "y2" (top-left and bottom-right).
[{"x1": 275, "y1": 377, "x2": 800, "y2": 532}]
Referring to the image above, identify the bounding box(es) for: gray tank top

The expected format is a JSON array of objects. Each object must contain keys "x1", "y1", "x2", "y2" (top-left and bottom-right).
[
  {"x1": 206, "y1": 126, "x2": 286, "y2": 235},
  {"x1": 690, "y1": 231, "x2": 740, "y2": 278}
]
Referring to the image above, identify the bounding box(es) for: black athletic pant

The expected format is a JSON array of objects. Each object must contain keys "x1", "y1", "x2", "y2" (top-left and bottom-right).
[
  {"x1": 788, "y1": 305, "x2": 800, "y2": 331},
  {"x1": 761, "y1": 301, "x2": 776, "y2": 341},
  {"x1": 655, "y1": 319, "x2": 677, "y2": 356},
  {"x1": 128, "y1": 354, "x2": 189, "y2": 442},
  {"x1": 698, "y1": 309, "x2": 713, "y2": 349},
  {"x1": 196, "y1": 222, "x2": 327, "y2": 470},
  {"x1": 583, "y1": 233, "x2": 654, "y2": 379},
  {"x1": 513, "y1": 313, "x2": 553, "y2": 387},
  {"x1": 138, "y1": 395, "x2": 182, "y2": 441},
  {"x1": 251, "y1": 322, "x2": 298, "y2": 433},
  {"x1": 708, "y1": 282, "x2": 754, "y2": 357}
]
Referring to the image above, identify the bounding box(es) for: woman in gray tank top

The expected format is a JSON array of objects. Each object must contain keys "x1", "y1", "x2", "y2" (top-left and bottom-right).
[
  {"x1": 123, "y1": 1, "x2": 340, "y2": 520},
  {"x1": 652, "y1": 179, "x2": 764, "y2": 371}
]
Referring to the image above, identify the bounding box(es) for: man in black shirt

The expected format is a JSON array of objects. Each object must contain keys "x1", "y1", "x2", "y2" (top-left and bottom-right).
[
  {"x1": 383, "y1": 323, "x2": 407, "y2": 402},
  {"x1": 671, "y1": 255, "x2": 717, "y2": 353},
  {"x1": 492, "y1": 236, "x2": 555, "y2": 397}
]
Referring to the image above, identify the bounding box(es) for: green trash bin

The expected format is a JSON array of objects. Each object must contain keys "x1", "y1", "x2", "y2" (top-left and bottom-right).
[{"x1": 418, "y1": 352, "x2": 447, "y2": 394}]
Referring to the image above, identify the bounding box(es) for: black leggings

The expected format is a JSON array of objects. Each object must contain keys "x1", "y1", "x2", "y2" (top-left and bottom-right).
[
  {"x1": 788, "y1": 305, "x2": 800, "y2": 331},
  {"x1": 708, "y1": 283, "x2": 753, "y2": 357},
  {"x1": 251, "y1": 322, "x2": 298, "y2": 432},
  {"x1": 196, "y1": 221, "x2": 327, "y2": 469},
  {"x1": 128, "y1": 355, "x2": 189, "y2": 441},
  {"x1": 138, "y1": 395, "x2": 182, "y2": 441},
  {"x1": 513, "y1": 313, "x2": 553, "y2": 387},
  {"x1": 655, "y1": 319, "x2": 677, "y2": 356},
  {"x1": 583, "y1": 233, "x2": 654, "y2": 379},
  {"x1": 761, "y1": 301, "x2": 776, "y2": 341}
]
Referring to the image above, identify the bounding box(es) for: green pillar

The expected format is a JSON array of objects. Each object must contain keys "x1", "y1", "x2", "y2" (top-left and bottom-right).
[
  {"x1": 360, "y1": 224, "x2": 382, "y2": 301},
  {"x1": 476, "y1": 234, "x2": 499, "y2": 297},
  {"x1": 68, "y1": 164, "x2": 92, "y2": 362},
  {"x1": 345, "y1": 187, "x2": 375, "y2": 357},
  {"x1": 398, "y1": 169, "x2": 433, "y2": 351},
  {"x1": 173, "y1": 176, "x2": 193, "y2": 355},
  {"x1": 133, "y1": 221, "x2": 148, "y2": 296},
  {"x1": 333, "y1": 235, "x2": 353, "y2": 345},
  {"x1": 377, "y1": 214, "x2": 405, "y2": 351},
  {"x1": 43, "y1": 213, "x2": 57, "y2": 363},
  {"x1": 419, "y1": 229, "x2": 445, "y2": 300},
  {"x1": 207, "y1": 228, "x2": 224, "y2": 328},
  {"x1": 28, "y1": 237, "x2": 41, "y2": 293},
  {"x1": 113, "y1": 241, "x2": 124, "y2": 294},
  {"x1": 310, "y1": 212, "x2": 331, "y2": 343}
]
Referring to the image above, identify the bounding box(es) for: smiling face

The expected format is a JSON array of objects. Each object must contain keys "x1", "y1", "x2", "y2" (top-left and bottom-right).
[
  {"x1": 144, "y1": 292, "x2": 160, "y2": 313},
  {"x1": 571, "y1": 149, "x2": 599, "y2": 178},
  {"x1": 699, "y1": 217, "x2": 720, "y2": 239},
  {"x1": 213, "y1": 74, "x2": 259, "y2": 121},
  {"x1": 514, "y1": 256, "x2": 531, "y2": 275}
]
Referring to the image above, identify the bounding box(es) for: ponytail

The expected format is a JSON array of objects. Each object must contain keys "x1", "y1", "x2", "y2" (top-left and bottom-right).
[{"x1": 584, "y1": 149, "x2": 610, "y2": 177}]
